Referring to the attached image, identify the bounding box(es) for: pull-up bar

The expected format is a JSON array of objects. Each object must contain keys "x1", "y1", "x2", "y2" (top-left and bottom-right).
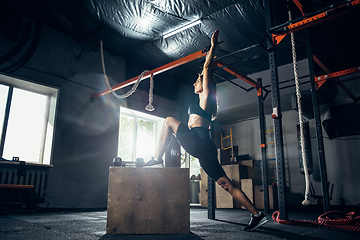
[
  {"x1": 92, "y1": 47, "x2": 262, "y2": 99},
  {"x1": 91, "y1": 49, "x2": 207, "y2": 99}
]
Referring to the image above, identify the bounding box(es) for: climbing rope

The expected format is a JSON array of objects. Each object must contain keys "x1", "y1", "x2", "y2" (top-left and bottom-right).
[
  {"x1": 100, "y1": 39, "x2": 155, "y2": 111},
  {"x1": 288, "y1": 3, "x2": 310, "y2": 206},
  {"x1": 273, "y1": 211, "x2": 360, "y2": 232}
]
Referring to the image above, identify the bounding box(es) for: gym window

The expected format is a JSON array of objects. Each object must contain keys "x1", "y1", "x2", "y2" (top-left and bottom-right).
[
  {"x1": 117, "y1": 107, "x2": 198, "y2": 178},
  {"x1": 118, "y1": 107, "x2": 164, "y2": 162},
  {"x1": 0, "y1": 74, "x2": 58, "y2": 165}
]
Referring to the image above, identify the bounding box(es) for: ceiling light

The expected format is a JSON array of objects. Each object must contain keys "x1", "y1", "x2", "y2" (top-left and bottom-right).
[{"x1": 163, "y1": 19, "x2": 202, "y2": 39}]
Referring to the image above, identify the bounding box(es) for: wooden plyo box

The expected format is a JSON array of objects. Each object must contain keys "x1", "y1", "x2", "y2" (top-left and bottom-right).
[
  {"x1": 200, "y1": 165, "x2": 253, "y2": 209},
  {"x1": 215, "y1": 164, "x2": 242, "y2": 208},
  {"x1": 254, "y1": 185, "x2": 275, "y2": 210},
  {"x1": 238, "y1": 160, "x2": 254, "y2": 179},
  {"x1": 106, "y1": 167, "x2": 190, "y2": 235},
  {"x1": 240, "y1": 179, "x2": 254, "y2": 209}
]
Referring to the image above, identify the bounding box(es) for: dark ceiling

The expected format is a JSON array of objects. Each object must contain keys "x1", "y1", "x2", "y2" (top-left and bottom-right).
[{"x1": 1, "y1": 0, "x2": 360, "y2": 102}]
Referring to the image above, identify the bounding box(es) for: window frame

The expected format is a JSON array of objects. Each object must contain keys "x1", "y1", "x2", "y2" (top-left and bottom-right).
[
  {"x1": 118, "y1": 107, "x2": 164, "y2": 162},
  {"x1": 0, "y1": 73, "x2": 58, "y2": 165}
]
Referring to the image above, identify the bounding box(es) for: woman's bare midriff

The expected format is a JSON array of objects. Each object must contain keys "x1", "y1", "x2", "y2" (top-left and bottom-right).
[{"x1": 188, "y1": 114, "x2": 210, "y2": 129}]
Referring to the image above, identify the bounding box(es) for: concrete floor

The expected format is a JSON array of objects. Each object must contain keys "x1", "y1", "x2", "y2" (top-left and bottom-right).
[{"x1": 1, "y1": 206, "x2": 359, "y2": 240}]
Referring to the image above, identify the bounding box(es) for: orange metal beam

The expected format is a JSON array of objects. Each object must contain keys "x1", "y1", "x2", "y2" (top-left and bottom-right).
[
  {"x1": 293, "y1": 2, "x2": 358, "y2": 101},
  {"x1": 92, "y1": 49, "x2": 207, "y2": 99},
  {"x1": 214, "y1": 60, "x2": 262, "y2": 96},
  {"x1": 315, "y1": 66, "x2": 360, "y2": 89},
  {"x1": 273, "y1": 0, "x2": 360, "y2": 45},
  {"x1": 292, "y1": 0, "x2": 307, "y2": 16},
  {"x1": 313, "y1": 55, "x2": 358, "y2": 103}
]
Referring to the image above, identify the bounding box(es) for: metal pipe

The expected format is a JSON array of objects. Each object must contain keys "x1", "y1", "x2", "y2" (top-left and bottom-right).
[
  {"x1": 257, "y1": 78, "x2": 270, "y2": 213},
  {"x1": 265, "y1": 0, "x2": 288, "y2": 220},
  {"x1": 305, "y1": 28, "x2": 330, "y2": 213}
]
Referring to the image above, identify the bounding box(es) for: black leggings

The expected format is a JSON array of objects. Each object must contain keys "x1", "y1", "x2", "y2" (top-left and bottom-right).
[{"x1": 175, "y1": 123, "x2": 225, "y2": 181}]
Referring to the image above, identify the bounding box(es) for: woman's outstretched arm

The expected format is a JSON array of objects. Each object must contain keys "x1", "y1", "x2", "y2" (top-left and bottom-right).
[{"x1": 200, "y1": 30, "x2": 219, "y2": 109}]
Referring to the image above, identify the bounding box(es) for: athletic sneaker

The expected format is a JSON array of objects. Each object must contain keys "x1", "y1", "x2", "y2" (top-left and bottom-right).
[
  {"x1": 243, "y1": 212, "x2": 268, "y2": 231},
  {"x1": 144, "y1": 157, "x2": 163, "y2": 167}
]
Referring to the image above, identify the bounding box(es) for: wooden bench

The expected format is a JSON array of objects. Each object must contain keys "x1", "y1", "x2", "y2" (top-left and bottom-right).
[{"x1": 0, "y1": 184, "x2": 35, "y2": 209}]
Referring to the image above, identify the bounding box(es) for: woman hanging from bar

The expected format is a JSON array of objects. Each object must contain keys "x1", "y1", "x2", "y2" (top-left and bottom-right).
[{"x1": 145, "y1": 30, "x2": 267, "y2": 231}]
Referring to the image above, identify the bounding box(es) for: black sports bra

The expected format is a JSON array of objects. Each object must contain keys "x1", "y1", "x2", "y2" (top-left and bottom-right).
[{"x1": 188, "y1": 100, "x2": 212, "y2": 121}]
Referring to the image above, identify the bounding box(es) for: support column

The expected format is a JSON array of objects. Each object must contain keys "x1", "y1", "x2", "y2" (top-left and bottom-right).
[
  {"x1": 257, "y1": 78, "x2": 270, "y2": 214},
  {"x1": 305, "y1": 29, "x2": 330, "y2": 212},
  {"x1": 208, "y1": 121, "x2": 216, "y2": 219},
  {"x1": 265, "y1": 0, "x2": 288, "y2": 220},
  {"x1": 208, "y1": 176, "x2": 216, "y2": 219}
]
